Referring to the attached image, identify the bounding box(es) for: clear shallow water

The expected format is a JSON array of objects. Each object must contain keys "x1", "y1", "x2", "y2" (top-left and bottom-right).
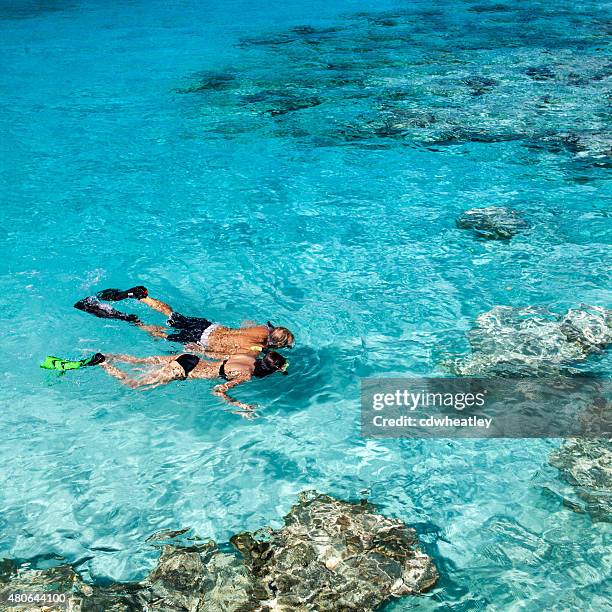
[{"x1": 1, "y1": 0, "x2": 611, "y2": 608}]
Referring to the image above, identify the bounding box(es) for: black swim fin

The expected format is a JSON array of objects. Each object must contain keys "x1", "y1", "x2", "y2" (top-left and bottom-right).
[
  {"x1": 96, "y1": 286, "x2": 148, "y2": 301},
  {"x1": 74, "y1": 296, "x2": 140, "y2": 323}
]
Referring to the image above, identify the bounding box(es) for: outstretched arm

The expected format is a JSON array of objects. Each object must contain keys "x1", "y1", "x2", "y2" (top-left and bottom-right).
[
  {"x1": 140, "y1": 296, "x2": 174, "y2": 317},
  {"x1": 213, "y1": 376, "x2": 254, "y2": 411}
]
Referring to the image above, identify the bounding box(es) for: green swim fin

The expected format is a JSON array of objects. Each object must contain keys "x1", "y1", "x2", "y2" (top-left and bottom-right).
[{"x1": 40, "y1": 353, "x2": 105, "y2": 371}]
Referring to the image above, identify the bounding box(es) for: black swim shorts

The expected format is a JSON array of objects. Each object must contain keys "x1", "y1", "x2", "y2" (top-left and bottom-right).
[{"x1": 166, "y1": 312, "x2": 213, "y2": 344}]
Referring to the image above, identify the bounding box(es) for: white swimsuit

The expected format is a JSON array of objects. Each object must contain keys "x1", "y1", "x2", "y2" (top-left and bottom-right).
[{"x1": 200, "y1": 323, "x2": 220, "y2": 347}]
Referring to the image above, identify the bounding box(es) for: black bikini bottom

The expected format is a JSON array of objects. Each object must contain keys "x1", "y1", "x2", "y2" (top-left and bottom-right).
[{"x1": 175, "y1": 354, "x2": 200, "y2": 376}]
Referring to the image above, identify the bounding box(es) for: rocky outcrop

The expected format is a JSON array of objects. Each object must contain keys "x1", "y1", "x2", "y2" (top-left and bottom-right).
[
  {"x1": 0, "y1": 492, "x2": 437, "y2": 611},
  {"x1": 456, "y1": 207, "x2": 529, "y2": 240},
  {"x1": 533, "y1": 131, "x2": 612, "y2": 166},
  {"x1": 449, "y1": 305, "x2": 612, "y2": 376},
  {"x1": 549, "y1": 439, "x2": 612, "y2": 522},
  {"x1": 231, "y1": 491, "x2": 438, "y2": 610}
]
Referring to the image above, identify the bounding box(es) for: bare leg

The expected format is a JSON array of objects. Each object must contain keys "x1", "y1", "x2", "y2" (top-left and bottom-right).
[
  {"x1": 100, "y1": 362, "x2": 141, "y2": 388},
  {"x1": 136, "y1": 322, "x2": 168, "y2": 339},
  {"x1": 100, "y1": 362, "x2": 175, "y2": 389},
  {"x1": 106, "y1": 354, "x2": 175, "y2": 365},
  {"x1": 140, "y1": 296, "x2": 174, "y2": 317},
  {"x1": 134, "y1": 296, "x2": 174, "y2": 339}
]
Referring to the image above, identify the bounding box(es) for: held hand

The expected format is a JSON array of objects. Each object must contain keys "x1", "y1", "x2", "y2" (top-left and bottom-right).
[{"x1": 231, "y1": 409, "x2": 258, "y2": 420}]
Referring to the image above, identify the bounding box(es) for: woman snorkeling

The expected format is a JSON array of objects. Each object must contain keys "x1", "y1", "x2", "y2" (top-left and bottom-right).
[
  {"x1": 74, "y1": 286, "x2": 295, "y2": 357},
  {"x1": 41, "y1": 350, "x2": 289, "y2": 412}
]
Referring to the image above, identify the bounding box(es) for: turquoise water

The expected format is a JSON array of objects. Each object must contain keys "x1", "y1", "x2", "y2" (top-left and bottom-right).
[{"x1": 1, "y1": 0, "x2": 611, "y2": 608}]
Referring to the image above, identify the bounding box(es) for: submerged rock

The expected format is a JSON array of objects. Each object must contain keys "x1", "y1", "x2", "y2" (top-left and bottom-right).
[
  {"x1": 0, "y1": 492, "x2": 437, "y2": 611},
  {"x1": 239, "y1": 26, "x2": 340, "y2": 48},
  {"x1": 456, "y1": 206, "x2": 529, "y2": 240},
  {"x1": 145, "y1": 541, "x2": 261, "y2": 611},
  {"x1": 0, "y1": 561, "x2": 79, "y2": 599},
  {"x1": 525, "y1": 65, "x2": 556, "y2": 81},
  {"x1": 289, "y1": 25, "x2": 340, "y2": 38},
  {"x1": 0, "y1": 0, "x2": 75, "y2": 20},
  {"x1": 369, "y1": 17, "x2": 399, "y2": 27},
  {"x1": 560, "y1": 307, "x2": 612, "y2": 354},
  {"x1": 333, "y1": 108, "x2": 439, "y2": 144},
  {"x1": 529, "y1": 131, "x2": 612, "y2": 166},
  {"x1": 265, "y1": 96, "x2": 322, "y2": 117},
  {"x1": 566, "y1": 132, "x2": 612, "y2": 164},
  {"x1": 231, "y1": 491, "x2": 438, "y2": 610},
  {"x1": 549, "y1": 439, "x2": 612, "y2": 522},
  {"x1": 241, "y1": 89, "x2": 323, "y2": 116},
  {"x1": 462, "y1": 76, "x2": 498, "y2": 96},
  {"x1": 177, "y1": 72, "x2": 238, "y2": 93},
  {"x1": 449, "y1": 305, "x2": 612, "y2": 376}
]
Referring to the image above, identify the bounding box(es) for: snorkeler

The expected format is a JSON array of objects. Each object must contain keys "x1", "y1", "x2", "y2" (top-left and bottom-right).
[
  {"x1": 41, "y1": 350, "x2": 289, "y2": 411},
  {"x1": 74, "y1": 286, "x2": 294, "y2": 357}
]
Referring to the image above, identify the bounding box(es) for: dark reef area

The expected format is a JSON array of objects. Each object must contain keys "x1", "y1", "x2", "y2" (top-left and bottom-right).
[
  {"x1": 0, "y1": 492, "x2": 438, "y2": 611},
  {"x1": 172, "y1": 4, "x2": 611, "y2": 181}
]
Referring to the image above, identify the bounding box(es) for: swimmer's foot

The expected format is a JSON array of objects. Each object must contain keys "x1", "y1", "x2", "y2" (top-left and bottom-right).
[
  {"x1": 96, "y1": 286, "x2": 148, "y2": 301},
  {"x1": 74, "y1": 296, "x2": 141, "y2": 323},
  {"x1": 83, "y1": 353, "x2": 106, "y2": 367}
]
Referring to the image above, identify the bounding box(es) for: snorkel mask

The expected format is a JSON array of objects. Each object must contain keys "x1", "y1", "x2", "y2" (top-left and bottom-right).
[{"x1": 253, "y1": 350, "x2": 289, "y2": 378}]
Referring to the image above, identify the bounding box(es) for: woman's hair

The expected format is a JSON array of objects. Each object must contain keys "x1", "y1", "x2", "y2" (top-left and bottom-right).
[
  {"x1": 268, "y1": 326, "x2": 294, "y2": 349},
  {"x1": 253, "y1": 351, "x2": 288, "y2": 378}
]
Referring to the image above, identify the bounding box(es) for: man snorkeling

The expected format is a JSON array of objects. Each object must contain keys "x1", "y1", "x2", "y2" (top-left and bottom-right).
[
  {"x1": 74, "y1": 286, "x2": 294, "y2": 357},
  {"x1": 41, "y1": 350, "x2": 289, "y2": 412}
]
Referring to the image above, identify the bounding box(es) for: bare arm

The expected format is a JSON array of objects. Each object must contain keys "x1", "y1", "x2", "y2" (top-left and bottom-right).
[
  {"x1": 140, "y1": 296, "x2": 174, "y2": 317},
  {"x1": 213, "y1": 375, "x2": 254, "y2": 410}
]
